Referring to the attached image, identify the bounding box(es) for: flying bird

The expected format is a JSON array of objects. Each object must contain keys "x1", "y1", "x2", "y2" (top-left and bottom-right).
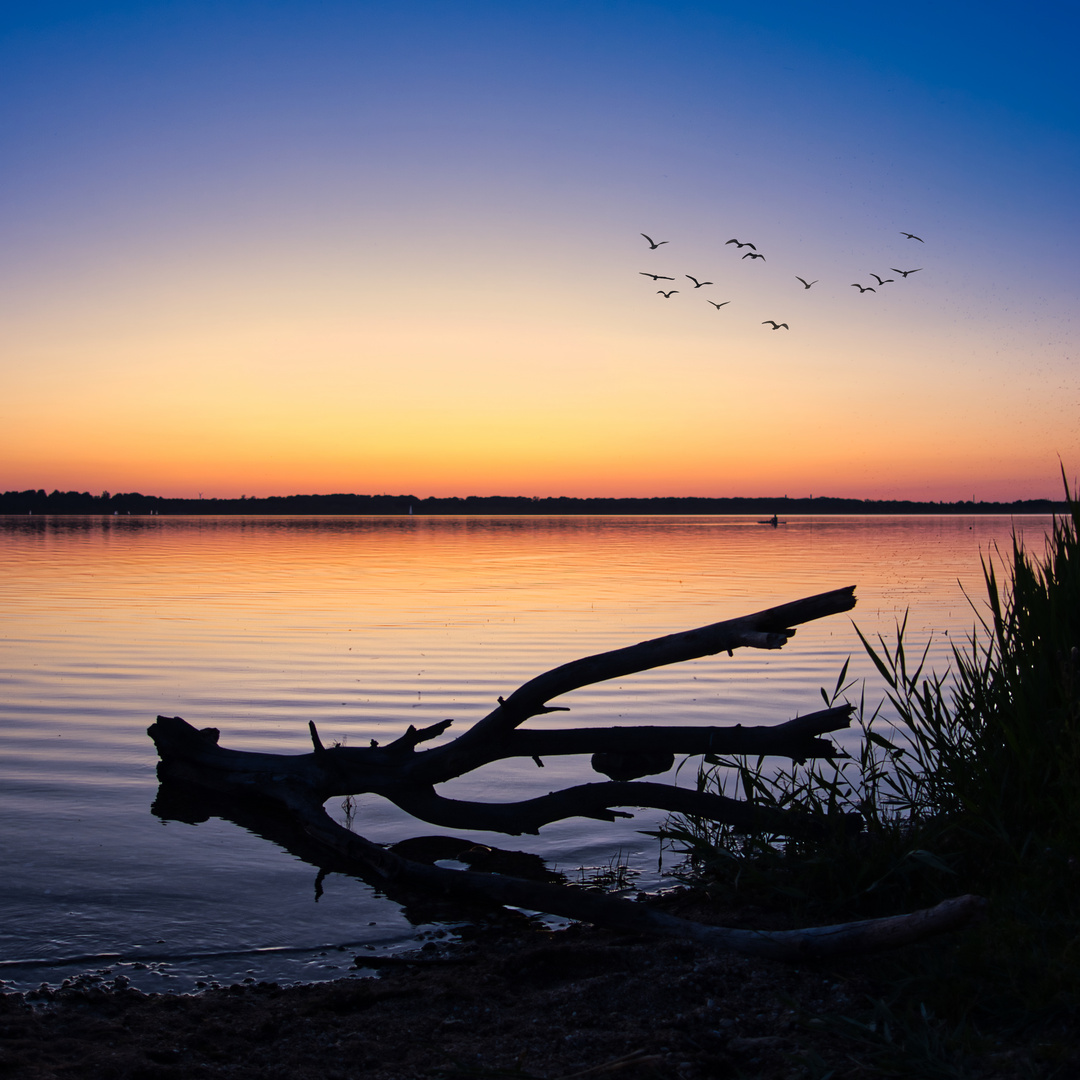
[
  {"x1": 870, "y1": 274, "x2": 894, "y2": 285},
  {"x1": 685, "y1": 275, "x2": 713, "y2": 288},
  {"x1": 639, "y1": 272, "x2": 674, "y2": 280},
  {"x1": 707, "y1": 300, "x2": 730, "y2": 309},
  {"x1": 795, "y1": 277, "x2": 818, "y2": 289},
  {"x1": 851, "y1": 283, "x2": 876, "y2": 293},
  {"x1": 762, "y1": 321, "x2": 789, "y2": 330},
  {"x1": 657, "y1": 290, "x2": 678, "y2": 298},
  {"x1": 641, "y1": 233, "x2": 669, "y2": 249},
  {"x1": 891, "y1": 267, "x2": 923, "y2": 278},
  {"x1": 742, "y1": 252, "x2": 765, "y2": 261},
  {"x1": 726, "y1": 239, "x2": 756, "y2": 249},
  {"x1": 901, "y1": 232, "x2": 924, "y2": 242}
]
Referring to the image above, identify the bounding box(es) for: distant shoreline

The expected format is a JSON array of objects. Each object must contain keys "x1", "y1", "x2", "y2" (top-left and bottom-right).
[{"x1": 1, "y1": 490, "x2": 1067, "y2": 516}]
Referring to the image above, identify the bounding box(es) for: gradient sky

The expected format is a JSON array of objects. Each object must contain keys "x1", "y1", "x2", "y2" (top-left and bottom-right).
[{"x1": 1, "y1": 1, "x2": 1077, "y2": 500}]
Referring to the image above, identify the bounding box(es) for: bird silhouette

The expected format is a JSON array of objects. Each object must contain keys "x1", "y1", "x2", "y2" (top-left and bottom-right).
[
  {"x1": 851, "y1": 284, "x2": 876, "y2": 293},
  {"x1": 641, "y1": 233, "x2": 669, "y2": 249},
  {"x1": 890, "y1": 267, "x2": 923, "y2": 278},
  {"x1": 657, "y1": 290, "x2": 678, "y2": 298},
  {"x1": 742, "y1": 252, "x2": 765, "y2": 261},
  {"x1": 707, "y1": 300, "x2": 730, "y2": 309},
  {"x1": 870, "y1": 274, "x2": 894, "y2": 285},
  {"x1": 685, "y1": 275, "x2": 713, "y2": 288},
  {"x1": 639, "y1": 272, "x2": 674, "y2": 280},
  {"x1": 795, "y1": 277, "x2": 818, "y2": 289},
  {"x1": 762, "y1": 321, "x2": 789, "y2": 330},
  {"x1": 900, "y1": 232, "x2": 924, "y2": 242},
  {"x1": 726, "y1": 239, "x2": 756, "y2": 249}
]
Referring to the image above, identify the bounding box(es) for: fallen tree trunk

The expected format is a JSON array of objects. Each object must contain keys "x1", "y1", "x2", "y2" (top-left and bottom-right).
[
  {"x1": 299, "y1": 796, "x2": 985, "y2": 961},
  {"x1": 148, "y1": 584, "x2": 986, "y2": 956},
  {"x1": 151, "y1": 706, "x2": 855, "y2": 836},
  {"x1": 157, "y1": 776, "x2": 984, "y2": 961},
  {"x1": 151, "y1": 586, "x2": 859, "y2": 831}
]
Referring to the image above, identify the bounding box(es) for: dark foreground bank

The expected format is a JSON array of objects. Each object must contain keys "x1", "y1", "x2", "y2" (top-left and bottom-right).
[{"x1": 1, "y1": 893, "x2": 1072, "y2": 1080}]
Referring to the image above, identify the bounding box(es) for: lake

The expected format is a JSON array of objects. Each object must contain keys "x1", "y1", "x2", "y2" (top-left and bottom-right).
[{"x1": 0, "y1": 513, "x2": 1053, "y2": 991}]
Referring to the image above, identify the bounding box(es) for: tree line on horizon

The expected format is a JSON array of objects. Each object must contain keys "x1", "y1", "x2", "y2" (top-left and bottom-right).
[{"x1": 0, "y1": 489, "x2": 1067, "y2": 516}]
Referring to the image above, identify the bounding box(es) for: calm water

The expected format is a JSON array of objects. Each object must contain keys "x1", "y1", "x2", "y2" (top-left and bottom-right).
[{"x1": 0, "y1": 514, "x2": 1053, "y2": 991}]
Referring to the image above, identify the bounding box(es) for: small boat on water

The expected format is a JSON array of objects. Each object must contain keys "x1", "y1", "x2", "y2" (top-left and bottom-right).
[{"x1": 758, "y1": 514, "x2": 785, "y2": 527}]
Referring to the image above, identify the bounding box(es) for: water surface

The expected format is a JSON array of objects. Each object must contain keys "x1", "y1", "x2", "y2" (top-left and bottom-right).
[{"x1": 0, "y1": 514, "x2": 1051, "y2": 990}]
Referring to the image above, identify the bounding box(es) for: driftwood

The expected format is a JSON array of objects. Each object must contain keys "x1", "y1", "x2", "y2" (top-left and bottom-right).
[
  {"x1": 150, "y1": 585, "x2": 985, "y2": 957},
  {"x1": 152, "y1": 587, "x2": 860, "y2": 836}
]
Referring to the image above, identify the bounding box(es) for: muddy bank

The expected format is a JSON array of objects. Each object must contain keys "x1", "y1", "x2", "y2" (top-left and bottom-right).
[{"x1": 0, "y1": 894, "x2": 1055, "y2": 1079}]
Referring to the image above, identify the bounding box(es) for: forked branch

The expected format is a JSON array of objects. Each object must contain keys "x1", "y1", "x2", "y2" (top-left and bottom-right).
[
  {"x1": 448, "y1": 585, "x2": 857, "y2": 753},
  {"x1": 151, "y1": 586, "x2": 858, "y2": 816},
  {"x1": 147, "y1": 584, "x2": 986, "y2": 958}
]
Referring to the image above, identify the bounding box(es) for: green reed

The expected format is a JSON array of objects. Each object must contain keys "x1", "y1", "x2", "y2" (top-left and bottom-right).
[{"x1": 659, "y1": 475, "x2": 1080, "y2": 1067}]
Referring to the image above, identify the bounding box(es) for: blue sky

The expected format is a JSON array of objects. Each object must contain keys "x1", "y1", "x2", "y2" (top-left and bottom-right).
[{"x1": 1, "y1": 1, "x2": 1077, "y2": 498}]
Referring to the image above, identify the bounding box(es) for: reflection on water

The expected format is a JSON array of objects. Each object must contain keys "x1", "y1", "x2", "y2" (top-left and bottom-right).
[{"x1": 0, "y1": 514, "x2": 1052, "y2": 990}]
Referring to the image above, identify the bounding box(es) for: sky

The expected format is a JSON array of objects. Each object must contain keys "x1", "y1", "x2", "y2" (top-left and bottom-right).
[{"x1": 1, "y1": 0, "x2": 1077, "y2": 501}]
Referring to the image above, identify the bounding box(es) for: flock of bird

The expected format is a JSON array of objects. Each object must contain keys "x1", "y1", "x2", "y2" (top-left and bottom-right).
[{"x1": 638, "y1": 231, "x2": 926, "y2": 330}]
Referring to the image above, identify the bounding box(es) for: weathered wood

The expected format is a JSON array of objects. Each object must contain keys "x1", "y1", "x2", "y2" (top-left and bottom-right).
[
  {"x1": 503, "y1": 705, "x2": 853, "y2": 764},
  {"x1": 152, "y1": 717, "x2": 852, "y2": 837},
  {"x1": 154, "y1": 777, "x2": 984, "y2": 958},
  {"x1": 150, "y1": 703, "x2": 852, "y2": 801},
  {"x1": 273, "y1": 786, "x2": 983, "y2": 961},
  {"x1": 150, "y1": 589, "x2": 858, "y2": 834},
  {"x1": 385, "y1": 780, "x2": 818, "y2": 836},
  {"x1": 317, "y1": 818, "x2": 985, "y2": 959},
  {"x1": 147, "y1": 585, "x2": 987, "y2": 960},
  {"x1": 447, "y1": 585, "x2": 857, "y2": 753}
]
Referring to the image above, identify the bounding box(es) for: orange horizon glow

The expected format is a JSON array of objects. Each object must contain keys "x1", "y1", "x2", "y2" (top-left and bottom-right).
[{"x1": 2, "y1": 256, "x2": 1074, "y2": 505}]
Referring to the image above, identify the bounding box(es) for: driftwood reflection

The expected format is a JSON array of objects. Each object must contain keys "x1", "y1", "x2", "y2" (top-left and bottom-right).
[{"x1": 152, "y1": 779, "x2": 561, "y2": 926}]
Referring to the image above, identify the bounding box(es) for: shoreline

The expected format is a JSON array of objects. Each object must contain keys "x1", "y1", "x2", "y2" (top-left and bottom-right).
[{"x1": 0, "y1": 892, "x2": 1056, "y2": 1079}]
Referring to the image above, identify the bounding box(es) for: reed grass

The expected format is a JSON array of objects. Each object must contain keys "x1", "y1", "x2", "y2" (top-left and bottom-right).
[
  {"x1": 570, "y1": 850, "x2": 638, "y2": 892},
  {"x1": 659, "y1": 475, "x2": 1080, "y2": 1072}
]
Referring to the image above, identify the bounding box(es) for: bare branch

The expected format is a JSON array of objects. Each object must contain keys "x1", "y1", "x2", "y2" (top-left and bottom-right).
[
  {"x1": 387, "y1": 779, "x2": 840, "y2": 837},
  {"x1": 385, "y1": 719, "x2": 454, "y2": 753},
  {"x1": 149, "y1": 591, "x2": 861, "y2": 866},
  {"x1": 491, "y1": 704, "x2": 853, "y2": 767},
  {"x1": 450, "y1": 586, "x2": 856, "y2": 749},
  {"x1": 143, "y1": 586, "x2": 984, "y2": 963}
]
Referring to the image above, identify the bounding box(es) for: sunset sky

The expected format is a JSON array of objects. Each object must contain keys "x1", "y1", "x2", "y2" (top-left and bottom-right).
[{"x1": 2, "y1": 1, "x2": 1077, "y2": 501}]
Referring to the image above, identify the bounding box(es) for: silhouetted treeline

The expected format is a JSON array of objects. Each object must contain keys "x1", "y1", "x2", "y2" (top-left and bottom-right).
[{"x1": 1, "y1": 489, "x2": 1068, "y2": 516}]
